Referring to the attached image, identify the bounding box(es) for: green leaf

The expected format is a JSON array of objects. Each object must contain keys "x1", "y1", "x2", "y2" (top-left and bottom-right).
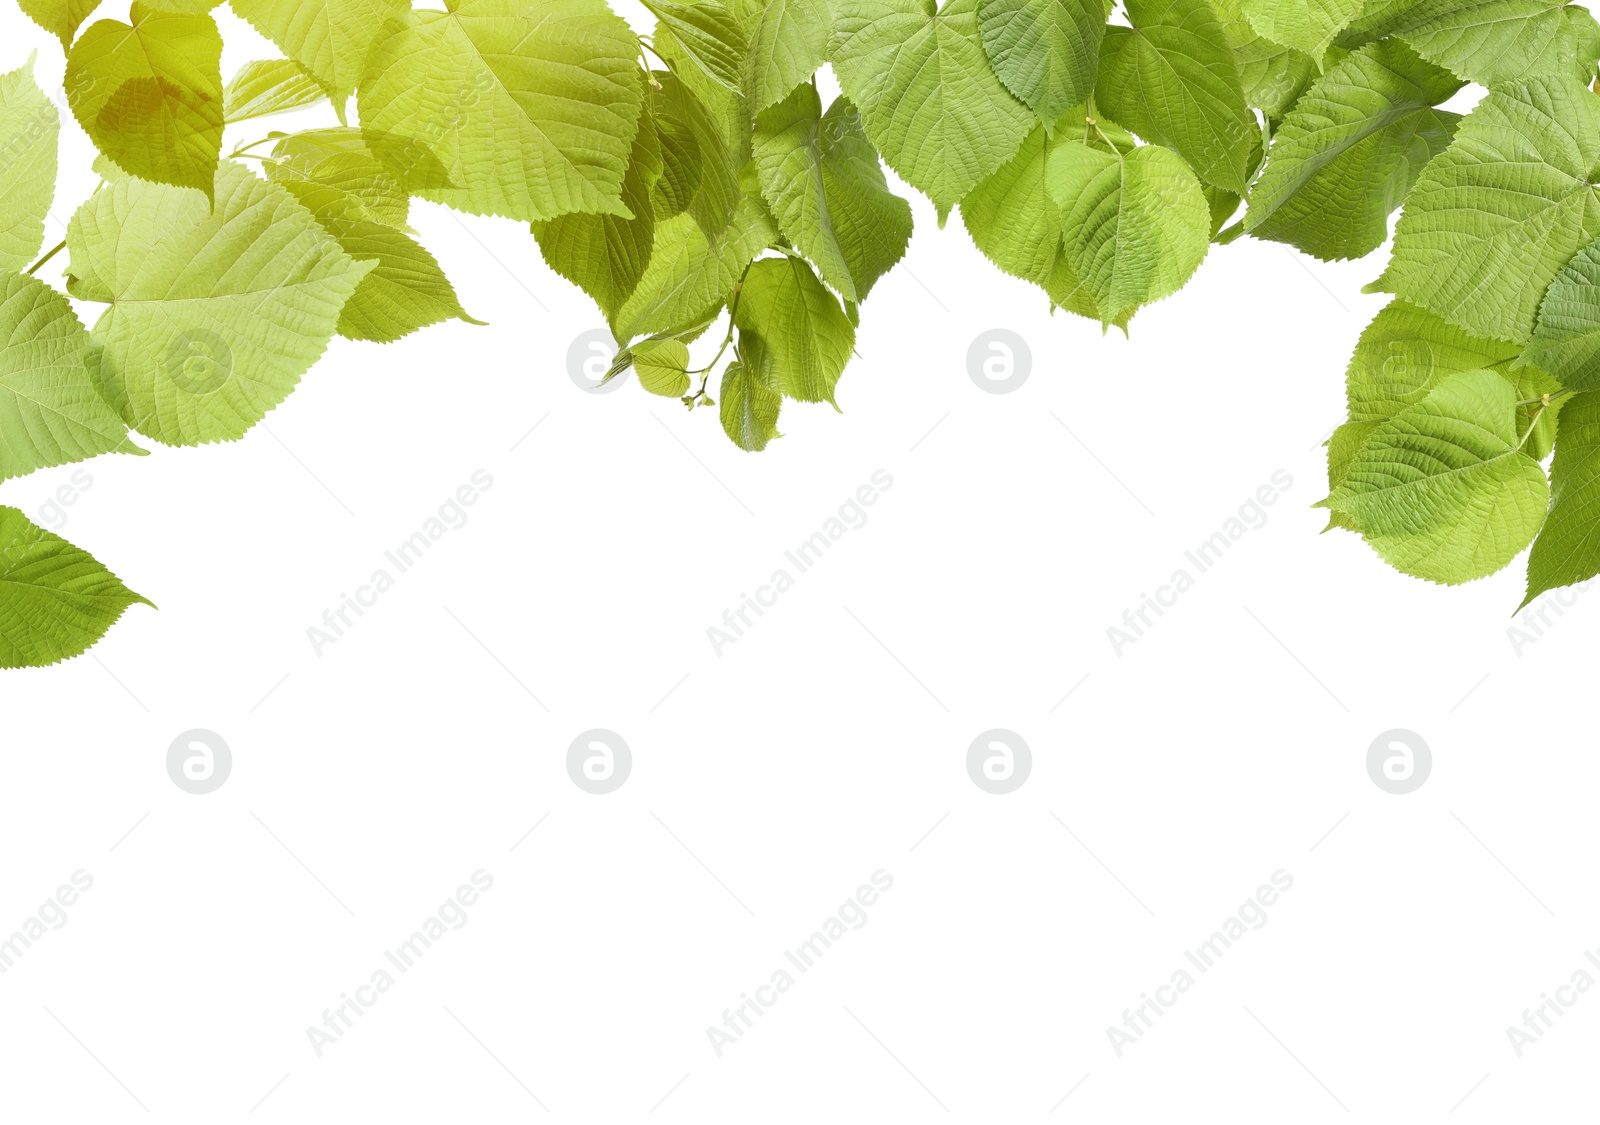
[
  {"x1": 1323, "y1": 368, "x2": 1550, "y2": 584},
  {"x1": 1213, "y1": 0, "x2": 1321, "y2": 120},
  {"x1": 643, "y1": 0, "x2": 748, "y2": 94},
  {"x1": 64, "y1": 4, "x2": 224, "y2": 197},
  {"x1": 1523, "y1": 236, "x2": 1600, "y2": 388},
  {"x1": 0, "y1": 270, "x2": 143, "y2": 481},
  {"x1": 734, "y1": 255, "x2": 856, "y2": 403},
  {"x1": 1094, "y1": 0, "x2": 1258, "y2": 195},
  {"x1": 632, "y1": 338, "x2": 693, "y2": 396},
  {"x1": 648, "y1": 71, "x2": 740, "y2": 235},
  {"x1": 719, "y1": 358, "x2": 781, "y2": 449},
  {"x1": 14, "y1": 0, "x2": 102, "y2": 49},
  {"x1": 64, "y1": 160, "x2": 373, "y2": 446},
  {"x1": 0, "y1": 507, "x2": 152, "y2": 668},
  {"x1": 1245, "y1": 40, "x2": 1461, "y2": 262},
  {"x1": 1046, "y1": 140, "x2": 1212, "y2": 326},
  {"x1": 358, "y1": 0, "x2": 644, "y2": 223},
  {"x1": 832, "y1": 0, "x2": 1035, "y2": 223},
  {"x1": 1369, "y1": 75, "x2": 1600, "y2": 345},
  {"x1": 265, "y1": 127, "x2": 410, "y2": 228},
  {"x1": 1394, "y1": 0, "x2": 1600, "y2": 87},
  {"x1": 735, "y1": 0, "x2": 831, "y2": 112},
  {"x1": 752, "y1": 85, "x2": 912, "y2": 303},
  {"x1": 0, "y1": 58, "x2": 59, "y2": 274},
  {"x1": 1525, "y1": 391, "x2": 1600, "y2": 603},
  {"x1": 222, "y1": 59, "x2": 329, "y2": 124},
  {"x1": 534, "y1": 107, "x2": 662, "y2": 323},
  {"x1": 612, "y1": 191, "x2": 776, "y2": 341},
  {"x1": 1239, "y1": 0, "x2": 1365, "y2": 65},
  {"x1": 230, "y1": 0, "x2": 406, "y2": 113},
  {"x1": 976, "y1": 0, "x2": 1110, "y2": 126}
]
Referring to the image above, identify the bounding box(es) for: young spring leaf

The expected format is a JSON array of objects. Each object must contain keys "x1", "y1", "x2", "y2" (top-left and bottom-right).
[
  {"x1": 14, "y1": 0, "x2": 102, "y2": 50},
  {"x1": 734, "y1": 255, "x2": 856, "y2": 404},
  {"x1": 64, "y1": 160, "x2": 373, "y2": 446},
  {"x1": 230, "y1": 0, "x2": 406, "y2": 114},
  {"x1": 1523, "y1": 236, "x2": 1600, "y2": 388},
  {"x1": 222, "y1": 59, "x2": 329, "y2": 124},
  {"x1": 720, "y1": 358, "x2": 781, "y2": 450},
  {"x1": 1385, "y1": 0, "x2": 1600, "y2": 87},
  {"x1": 1246, "y1": 40, "x2": 1462, "y2": 263},
  {"x1": 358, "y1": 0, "x2": 643, "y2": 223},
  {"x1": 0, "y1": 507, "x2": 152, "y2": 668},
  {"x1": 1239, "y1": 0, "x2": 1364, "y2": 66},
  {"x1": 0, "y1": 270, "x2": 144, "y2": 481},
  {"x1": 1211, "y1": 0, "x2": 1321, "y2": 122},
  {"x1": 266, "y1": 127, "x2": 411, "y2": 228},
  {"x1": 649, "y1": 71, "x2": 739, "y2": 236},
  {"x1": 642, "y1": 0, "x2": 748, "y2": 94},
  {"x1": 1094, "y1": 0, "x2": 1257, "y2": 196},
  {"x1": 64, "y1": 4, "x2": 224, "y2": 197},
  {"x1": 1047, "y1": 140, "x2": 1212, "y2": 327},
  {"x1": 831, "y1": 0, "x2": 1035, "y2": 224},
  {"x1": 0, "y1": 57, "x2": 58, "y2": 274},
  {"x1": 1525, "y1": 392, "x2": 1600, "y2": 604},
  {"x1": 976, "y1": 0, "x2": 1110, "y2": 127},
  {"x1": 735, "y1": 0, "x2": 831, "y2": 113},
  {"x1": 1370, "y1": 75, "x2": 1600, "y2": 345},
  {"x1": 752, "y1": 86, "x2": 912, "y2": 304},
  {"x1": 632, "y1": 338, "x2": 693, "y2": 397},
  {"x1": 1322, "y1": 369, "x2": 1550, "y2": 585}
]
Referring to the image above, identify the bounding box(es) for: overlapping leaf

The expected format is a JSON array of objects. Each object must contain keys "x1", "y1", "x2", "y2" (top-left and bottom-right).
[
  {"x1": 1525, "y1": 392, "x2": 1600, "y2": 603},
  {"x1": 0, "y1": 59, "x2": 57, "y2": 274},
  {"x1": 976, "y1": 0, "x2": 1109, "y2": 126},
  {"x1": 1239, "y1": 0, "x2": 1364, "y2": 64},
  {"x1": 735, "y1": 0, "x2": 831, "y2": 112},
  {"x1": 230, "y1": 0, "x2": 405, "y2": 113},
  {"x1": 733, "y1": 255, "x2": 856, "y2": 404},
  {"x1": 1523, "y1": 236, "x2": 1600, "y2": 388},
  {"x1": 222, "y1": 59, "x2": 329, "y2": 124}
]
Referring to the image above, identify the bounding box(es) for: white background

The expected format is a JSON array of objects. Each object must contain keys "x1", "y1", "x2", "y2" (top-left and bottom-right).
[{"x1": 1, "y1": 3, "x2": 1596, "y2": 1122}]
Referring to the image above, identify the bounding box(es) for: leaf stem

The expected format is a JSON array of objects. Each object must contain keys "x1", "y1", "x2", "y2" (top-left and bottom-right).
[{"x1": 24, "y1": 239, "x2": 66, "y2": 276}]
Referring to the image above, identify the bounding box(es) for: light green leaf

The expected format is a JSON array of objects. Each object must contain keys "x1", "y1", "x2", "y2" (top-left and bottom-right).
[
  {"x1": 976, "y1": 0, "x2": 1109, "y2": 126},
  {"x1": 1239, "y1": 0, "x2": 1365, "y2": 65},
  {"x1": 1525, "y1": 391, "x2": 1600, "y2": 603},
  {"x1": 230, "y1": 0, "x2": 406, "y2": 112},
  {"x1": 1523, "y1": 236, "x2": 1600, "y2": 388},
  {"x1": 1246, "y1": 40, "x2": 1461, "y2": 262},
  {"x1": 1395, "y1": 0, "x2": 1600, "y2": 87},
  {"x1": 222, "y1": 59, "x2": 329, "y2": 124},
  {"x1": 832, "y1": 0, "x2": 1035, "y2": 223},
  {"x1": 15, "y1": 0, "x2": 102, "y2": 48},
  {"x1": 643, "y1": 0, "x2": 747, "y2": 94},
  {"x1": 358, "y1": 0, "x2": 643, "y2": 223},
  {"x1": 734, "y1": 255, "x2": 856, "y2": 403},
  {"x1": 0, "y1": 58, "x2": 59, "y2": 274},
  {"x1": 753, "y1": 85, "x2": 912, "y2": 303},
  {"x1": 649, "y1": 71, "x2": 739, "y2": 235},
  {"x1": 266, "y1": 127, "x2": 410, "y2": 228},
  {"x1": 0, "y1": 270, "x2": 143, "y2": 481},
  {"x1": 0, "y1": 507, "x2": 152, "y2": 668},
  {"x1": 1047, "y1": 140, "x2": 1212, "y2": 326},
  {"x1": 632, "y1": 338, "x2": 692, "y2": 396},
  {"x1": 612, "y1": 192, "x2": 776, "y2": 341},
  {"x1": 1369, "y1": 75, "x2": 1600, "y2": 345},
  {"x1": 64, "y1": 160, "x2": 373, "y2": 446},
  {"x1": 64, "y1": 4, "x2": 224, "y2": 197},
  {"x1": 534, "y1": 108, "x2": 662, "y2": 323},
  {"x1": 1323, "y1": 368, "x2": 1550, "y2": 584},
  {"x1": 735, "y1": 0, "x2": 831, "y2": 112},
  {"x1": 1094, "y1": 0, "x2": 1258, "y2": 195},
  {"x1": 720, "y1": 358, "x2": 781, "y2": 449},
  {"x1": 1213, "y1": 0, "x2": 1321, "y2": 120}
]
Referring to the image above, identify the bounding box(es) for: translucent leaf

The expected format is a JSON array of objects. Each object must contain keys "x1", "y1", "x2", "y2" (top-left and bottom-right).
[
  {"x1": 1525, "y1": 391, "x2": 1600, "y2": 603},
  {"x1": 222, "y1": 59, "x2": 329, "y2": 124},
  {"x1": 1370, "y1": 75, "x2": 1600, "y2": 345},
  {"x1": 832, "y1": 0, "x2": 1035, "y2": 223},
  {"x1": 1393, "y1": 0, "x2": 1600, "y2": 86},
  {"x1": 632, "y1": 338, "x2": 692, "y2": 396},
  {"x1": 266, "y1": 127, "x2": 410, "y2": 228},
  {"x1": 15, "y1": 0, "x2": 103, "y2": 49},
  {"x1": 1523, "y1": 236, "x2": 1600, "y2": 388},
  {"x1": 720, "y1": 358, "x2": 781, "y2": 449},
  {"x1": 753, "y1": 85, "x2": 912, "y2": 303},
  {"x1": 1094, "y1": 0, "x2": 1258, "y2": 195},
  {"x1": 64, "y1": 160, "x2": 373, "y2": 446},
  {"x1": 0, "y1": 506, "x2": 152, "y2": 668},
  {"x1": 358, "y1": 0, "x2": 643, "y2": 224},
  {"x1": 976, "y1": 0, "x2": 1109, "y2": 126},
  {"x1": 64, "y1": 4, "x2": 223, "y2": 197},
  {"x1": 231, "y1": 0, "x2": 407, "y2": 111},
  {"x1": 735, "y1": 0, "x2": 831, "y2": 112},
  {"x1": 1239, "y1": 0, "x2": 1365, "y2": 64},
  {"x1": 0, "y1": 270, "x2": 143, "y2": 481},
  {"x1": 1246, "y1": 40, "x2": 1461, "y2": 262},
  {"x1": 0, "y1": 58, "x2": 59, "y2": 274},
  {"x1": 1213, "y1": 0, "x2": 1321, "y2": 120},
  {"x1": 734, "y1": 255, "x2": 856, "y2": 404},
  {"x1": 642, "y1": 0, "x2": 747, "y2": 94}
]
